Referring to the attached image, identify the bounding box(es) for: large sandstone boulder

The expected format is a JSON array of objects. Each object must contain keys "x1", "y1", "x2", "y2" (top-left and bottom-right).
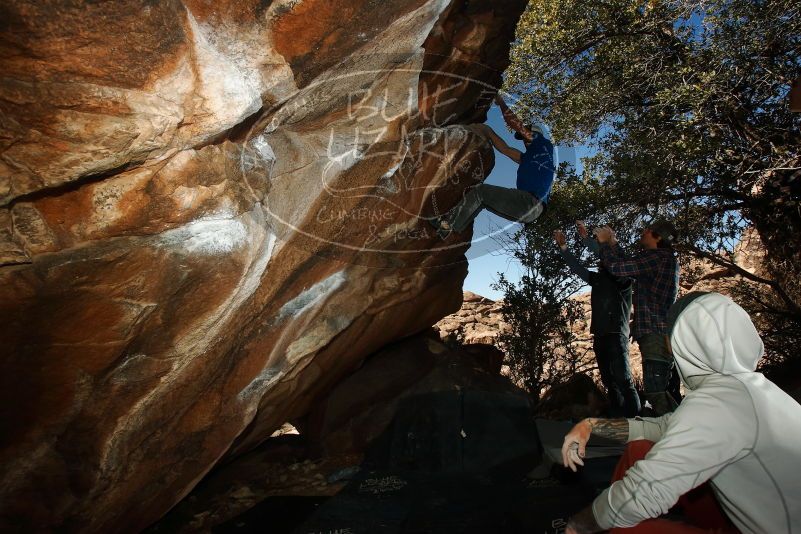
[
  {"x1": 150, "y1": 332, "x2": 520, "y2": 532},
  {"x1": 0, "y1": 0, "x2": 525, "y2": 531}
]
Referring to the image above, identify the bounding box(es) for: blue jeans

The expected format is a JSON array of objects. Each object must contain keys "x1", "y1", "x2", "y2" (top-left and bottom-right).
[
  {"x1": 637, "y1": 334, "x2": 672, "y2": 392},
  {"x1": 637, "y1": 333, "x2": 679, "y2": 414},
  {"x1": 594, "y1": 333, "x2": 641, "y2": 417}
]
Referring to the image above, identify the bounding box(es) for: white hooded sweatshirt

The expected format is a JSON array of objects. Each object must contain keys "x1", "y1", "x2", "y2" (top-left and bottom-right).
[{"x1": 592, "y1": 292, "x2": 801, "y2": 533}]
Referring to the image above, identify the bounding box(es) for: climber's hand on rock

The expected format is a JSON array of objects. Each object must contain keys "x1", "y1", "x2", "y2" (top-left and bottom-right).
[
  {"x1": 470, "y1": 123, "x2": 491, "y2": 137},
  {"x1": 554, "y1": 229, "x2": 567, "y2": 249},
  {"x1": 561, "y1": 419, "x2": 591, "y2": 472}
]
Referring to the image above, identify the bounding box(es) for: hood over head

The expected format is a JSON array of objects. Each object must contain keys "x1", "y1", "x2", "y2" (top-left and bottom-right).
[{"x1": 668, "y1": 292, "x2": 764, "y2": 390}]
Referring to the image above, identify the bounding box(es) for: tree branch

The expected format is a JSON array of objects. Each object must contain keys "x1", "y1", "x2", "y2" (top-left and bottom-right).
[{"x1": 681, "y1": 244, "x2": 801, "y2": 317}]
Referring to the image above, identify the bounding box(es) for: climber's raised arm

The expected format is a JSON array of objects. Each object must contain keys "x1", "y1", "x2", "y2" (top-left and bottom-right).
[
  {"x1": 494, "y1": 94, "x2": 533, "y2": 144},
  {"x1": 473, "y1": 123, "x2": 522, "y2": 163}
]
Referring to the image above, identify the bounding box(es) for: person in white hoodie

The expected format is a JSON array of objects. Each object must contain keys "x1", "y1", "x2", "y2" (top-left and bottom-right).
[{"x1": 561, "y1": 291, "x2": 801, "y2": 533}]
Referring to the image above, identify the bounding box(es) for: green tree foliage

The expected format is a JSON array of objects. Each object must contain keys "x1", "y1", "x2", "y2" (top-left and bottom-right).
[
  {"x1": 503, "y1": 0, "x2": 801, "y2": 363},
  {"x1": 493, "y1": 179, "x2": 599, "y2": 399}
]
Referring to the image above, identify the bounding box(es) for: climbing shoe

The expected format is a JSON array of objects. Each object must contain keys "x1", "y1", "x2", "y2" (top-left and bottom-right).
[{"x1": 429, "y1": 217, "x2": 452, "y2": 240}]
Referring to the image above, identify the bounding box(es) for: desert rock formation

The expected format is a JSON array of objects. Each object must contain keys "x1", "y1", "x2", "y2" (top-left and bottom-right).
[
  {"x1": 0, "y1": 0, "x2": 525, "y2": 530},
  {"x1": 435, "y1": 290, "x2": 509, "y2": 344}
]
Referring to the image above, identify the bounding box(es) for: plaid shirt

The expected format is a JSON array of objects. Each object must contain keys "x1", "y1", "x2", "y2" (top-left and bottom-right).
[{"x1": 599, "y1": 243, "x2": 679, "y2": 339}]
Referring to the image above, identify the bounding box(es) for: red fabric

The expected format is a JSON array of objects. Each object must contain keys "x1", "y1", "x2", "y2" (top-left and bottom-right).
[{"x1": 609, "y1": 440, "x2": 739, "y2": 534}]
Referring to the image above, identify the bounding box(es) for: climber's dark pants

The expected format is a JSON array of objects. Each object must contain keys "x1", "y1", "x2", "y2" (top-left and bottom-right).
[
  {"x1": 594, "y1": 333, "x2": 641, "y2": 418},
  {"x1": 444, "y1": 183, "x2": 544, "y2": 232}
]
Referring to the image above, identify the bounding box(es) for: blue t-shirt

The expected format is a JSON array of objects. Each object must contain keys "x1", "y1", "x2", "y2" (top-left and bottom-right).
[{"x1": 516, "y1": 133, "x2": 555, "y2": 203}]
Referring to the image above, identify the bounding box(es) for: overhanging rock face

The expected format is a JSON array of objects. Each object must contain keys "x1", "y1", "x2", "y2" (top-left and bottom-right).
[{"x1": 0, "y1": 0, "x2": 525, "y2": 531}]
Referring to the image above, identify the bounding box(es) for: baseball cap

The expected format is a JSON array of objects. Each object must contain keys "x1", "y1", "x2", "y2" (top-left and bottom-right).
[
  {"x1": 648, "y1": 219, "x2": 678, "y2": 245},
  {"x1": 514, "y1": 122, "x2": 549, "y2": 140}
]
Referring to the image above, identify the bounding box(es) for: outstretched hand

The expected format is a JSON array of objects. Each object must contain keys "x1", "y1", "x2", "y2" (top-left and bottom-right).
[
  {"x1": 554, "y1": 229, "x2": 567, "y2": 249},
  {"x1": 594, "y1": 225, "x2": 616, "y2": 245},
  {"x1": 576, "y1": 220, "x2": 589, "y2": 239},
  {"x1": 561, "y1": 419, "x2": 592, "y2": 472}
]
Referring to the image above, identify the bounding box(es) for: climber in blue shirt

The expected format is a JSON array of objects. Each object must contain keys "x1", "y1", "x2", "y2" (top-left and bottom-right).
[{"x1": 431, "y1": 94, "x2": 556, "y2": 239}]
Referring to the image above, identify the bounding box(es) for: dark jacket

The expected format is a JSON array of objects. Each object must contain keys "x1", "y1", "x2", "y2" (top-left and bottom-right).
[
  {"x1": 586, "y1": 268, "x2": 632, "y2": 337},
  {"x1": 560, "y1": 238, "x2": 632, "y2": 337}
]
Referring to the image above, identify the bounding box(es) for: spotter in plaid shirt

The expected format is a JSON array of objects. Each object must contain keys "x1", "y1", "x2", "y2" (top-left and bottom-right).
[{"x1": 598, "y1": 242, "x2": 679, "y2": 340}]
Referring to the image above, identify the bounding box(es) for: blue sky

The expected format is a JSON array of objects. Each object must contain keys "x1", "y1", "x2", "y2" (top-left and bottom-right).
[{"x1": 462, "y1": 104, "x2": 588, "y2": 300}]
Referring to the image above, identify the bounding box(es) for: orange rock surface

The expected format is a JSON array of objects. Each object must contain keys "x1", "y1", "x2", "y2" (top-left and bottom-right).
[{"x1": 0, "y1": 0, "x2": 525, "y2": 530}]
